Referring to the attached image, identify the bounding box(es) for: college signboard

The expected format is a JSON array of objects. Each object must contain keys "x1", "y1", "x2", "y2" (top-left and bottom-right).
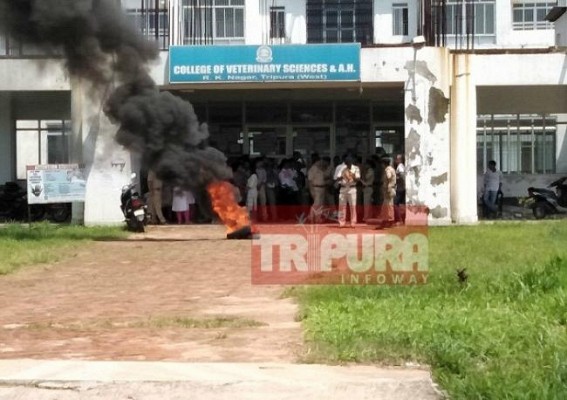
[
  {"x1": 169, "y1": 44, "x2": 361, "y2": 83},
  {"x1": 26, "y1": 164, "x2": 86, "y2": 204}
]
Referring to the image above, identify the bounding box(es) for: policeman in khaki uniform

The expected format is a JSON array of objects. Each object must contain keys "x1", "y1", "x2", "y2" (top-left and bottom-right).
[
  {"x1": 334, "y1": 156, "x2": 361, "y2": 227},
  {"x1": 381, "y1": 157, "x2": 397, "y2": 224},
  {"x1": 307, "y1": 157, "x2": 327, "y2": 222},
  {"x1": 147, "y1": 169, "x2": 166, "y2": 224}
]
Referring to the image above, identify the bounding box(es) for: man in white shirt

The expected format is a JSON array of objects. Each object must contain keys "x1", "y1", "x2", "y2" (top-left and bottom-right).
[
  {"x1": 483, "y1": 160, "x2": 502, "y2": 218},
  {"x1": 334, "y1": 155, "x2": 361, "y2": 227}
]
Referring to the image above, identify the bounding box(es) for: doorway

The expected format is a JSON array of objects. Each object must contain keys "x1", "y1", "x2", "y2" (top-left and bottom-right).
[
  {"x1": 374, "y1": 125, "x2": 404, "y2": 157},
  {"x1": 292, "y1": 125, "x2": 332, "y2": 161},
  {"x1": 246, "y1": 124, "x2": 332, "y2": 162}
]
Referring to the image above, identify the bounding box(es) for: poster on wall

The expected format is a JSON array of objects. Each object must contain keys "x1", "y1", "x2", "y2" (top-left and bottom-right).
[{"x1": 26, "y1": 164, "x2": 86, "y2": 204}]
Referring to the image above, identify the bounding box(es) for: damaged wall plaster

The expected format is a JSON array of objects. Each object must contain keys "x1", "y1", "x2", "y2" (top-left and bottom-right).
[{"x1": 404, "y1": 52, "x2": 451, "y2": 224}]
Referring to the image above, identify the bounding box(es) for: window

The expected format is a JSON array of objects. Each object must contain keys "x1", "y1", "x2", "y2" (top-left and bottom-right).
[
  {"x1": 444, "y1": 0, "x2": 495, "y2": 36},
  {"x1": 512, "y1": 2, "x2": 555, "y2": 30},
  {"x1": 125, "y1": 7, "x2": 170, "y2": 49},
  {"x1": 307, "y1": 0, "x2": 373, "y2": 45},
  {"x1": 16, "y1": 120, "x2": 71, "y2": 180},
  {"x1": 270, "y1": 7, "x2": 286, "y2": 40},
  {"x1": 393, "y1": 3, "x2": 409, "y2": 36},
  {"x1": 182, "y1": 0, "x2": 245, "y2": 44},
  {"x1": 477, "y1": 115, "x2": 556, "y2": 175},
  {"x1": 324, "y1": 7, "x2": 355, "y2": 43}
]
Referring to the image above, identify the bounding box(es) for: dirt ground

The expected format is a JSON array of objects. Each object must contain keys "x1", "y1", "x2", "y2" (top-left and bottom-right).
[{"x1": 0, "y1": 225, "x2": 302, "y2": 362}]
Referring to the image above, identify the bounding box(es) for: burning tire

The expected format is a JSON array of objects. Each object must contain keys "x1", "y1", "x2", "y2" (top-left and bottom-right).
[{"x1": 226, "y1": 226, "x2": 253, "y2": 240}]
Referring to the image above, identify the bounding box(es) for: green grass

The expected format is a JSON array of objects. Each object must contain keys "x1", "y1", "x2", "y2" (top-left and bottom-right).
[
  {"x1": 293, "y1": 221, "x2": 567, "y2": 400},
  {"x1": 135, "y1": 316, "x2": 266, "y2": 329},
  {"x1": 15, "y1": 315, "x2": 265, "y2": 330},
  {"x1": 0, "y1": 222, "x2": 127, "y2": 275}
]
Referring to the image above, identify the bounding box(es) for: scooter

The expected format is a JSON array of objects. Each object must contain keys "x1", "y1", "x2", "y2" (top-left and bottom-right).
[
  {"x1": 527, "y1": 177, "x2": 567, "y2": 219},
  {"x1": 120, "y1": 173, "x2": 149, "y2": 232}
]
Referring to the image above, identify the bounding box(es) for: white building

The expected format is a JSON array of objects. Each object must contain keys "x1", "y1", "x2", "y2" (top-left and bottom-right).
[{"x1": 0, "y1": 0, "x2": 566, "y2": 225}]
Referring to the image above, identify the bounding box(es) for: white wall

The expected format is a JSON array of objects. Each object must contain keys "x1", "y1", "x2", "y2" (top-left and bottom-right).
[
  {"x1": 555, "y1": 113, "x2": 567, "y2": 173},
  {"x1": 245, "y1": 0, "x2": 306, "y2": 45},
  {"x1": 280, "y1": 0, "x2": 306, "y2": 44},
  {"x1": 494, "y1": 0, "x2": 555, "y2": 49},
  {"x1": 555, "y1": 13, "x2": 567, "y2": 46},
  {"x1": 361, "y1": 46, "x2": 449, "y2": 83},
  {"x1": 149, "y1": 50, "x2": 169, "y2": 86},
  {"x1": 0, "y1": 60, "x2": 69, "y2": 91},
  {"x1": 374, "y1": 0, "x2": 417, "y2": 45},
  {"x1": 499, "y1": 29, "x2": 555, "y2": 49},
  {"x1": 474, "y1": 53, "x2": 567, "y2": 86},
  {"x1": 71, "y1": 81, "x2": 133, "y2": 226},
  {"x1": 365, "y1": 45, "x2": 453, "y2": 224},
  {"x1": 245, "y1": 0, "x2": 263, "y2": 44}
]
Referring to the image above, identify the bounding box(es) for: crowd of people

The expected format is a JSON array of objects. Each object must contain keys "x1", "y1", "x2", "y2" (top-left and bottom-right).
[
  {"x1": 228, "y1": 151, "x2": 407, "y2": 227},
  {"x1": 142, "y1": 151, "x2": 407, "y2": 227}
]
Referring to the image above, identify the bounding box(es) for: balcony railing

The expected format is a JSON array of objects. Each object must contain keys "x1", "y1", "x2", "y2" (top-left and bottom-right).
[
  {"x1": 0, "y1": 1, "x2": 169, "y2": 58},
  {"x1": 124, "y1": 3, "x2": 170, "y2": 50}
]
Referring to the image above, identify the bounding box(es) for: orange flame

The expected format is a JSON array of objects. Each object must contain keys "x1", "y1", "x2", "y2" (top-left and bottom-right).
[{"x1": 207, "y1": 181, "x2": 250, "y2": 234}]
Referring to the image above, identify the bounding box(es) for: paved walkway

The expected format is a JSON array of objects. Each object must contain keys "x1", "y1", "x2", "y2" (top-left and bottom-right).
[
  {"x1": 0, "y1": 360, "x2": 441, "y2": 400},
  {"x1": 0, "y1": 225, "x2": 441, "y2": 399},
  {"x1": 0, "y1": 225, "x2": 300, "y2": 361}
]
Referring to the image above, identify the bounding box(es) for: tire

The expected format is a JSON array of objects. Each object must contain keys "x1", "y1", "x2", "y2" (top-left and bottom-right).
[
  {"x1": 29, "y1": 205, "x2": 46, "y2": 222},
  {"x1": 126, "y1": 216, "x2": 145, "y2": 233},
  {"x1": 126, "y1": 217, "x2": 137, "y2": 231},
  {"x1": 134, "y1": 219, "x2": 145, "y2": 233},
  {"x1": 49, "y1": 204, "x2": 71, "y2": 223},
  {"x1": 533, "y1": 202, "x2": 547, "y2": 220}
]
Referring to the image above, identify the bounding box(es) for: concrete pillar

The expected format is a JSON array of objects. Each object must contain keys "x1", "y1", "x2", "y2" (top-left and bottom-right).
[
  {"x1": 450, "y1": 54, "x2": 478, "y2": 224},
  {"x1": 71, "y1": 79, "x2": 133, "y2": 226},
  {"x1": 70, "y1": 79, "x2": 85, "y2": 224},
  {"x1": 0, "y1": 92, "x2": 13, "y2": 184},
  {"x1": 404, "y1": 47, "x2": 452, "y2": 225},
  {"x1": 169, "y1": 0, "x2": 181, "y2": 46}
]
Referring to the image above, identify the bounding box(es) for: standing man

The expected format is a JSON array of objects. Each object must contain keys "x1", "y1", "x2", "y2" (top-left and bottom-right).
[
  {"x1": 147, "y1": 169, "x2": 166, "y2": 225},
  {"x1": 307, "y1": 155, "x2": 326, "y2": 223},
  {"x1": 255, "y1": 158, "x2": 268, "y2": 221},
  {"x1": 394, "y1": 154, "x2": 406, "y2": 224},
  {"x1": 381, "y1": 157, "x2": 397, "y2": 225},
  {"x1": 361, "y1": 159, "x2": 375, "y2": 222},
  {"x1": 322, "y1": 156, "x2": 335, "y2": 207},
  {"x1": 334, "y1": 155, "x2": 361, "y2": 227},
  {"x1": 483, "y1": 160, "x2": 502, "y2": 219}
]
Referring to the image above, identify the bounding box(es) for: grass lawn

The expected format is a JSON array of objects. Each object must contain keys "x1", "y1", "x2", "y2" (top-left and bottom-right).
[
  {"x1": 293, "y1": 221, "x2": 567, "y2": 399},
  {"x1": 0, "y1": 223, "x2": 127, "y2": 275}
]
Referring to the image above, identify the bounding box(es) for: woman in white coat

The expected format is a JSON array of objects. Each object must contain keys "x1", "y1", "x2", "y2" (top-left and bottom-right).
[{"x1": 172, "y1": 186, "x2": 195, "y2": 224}]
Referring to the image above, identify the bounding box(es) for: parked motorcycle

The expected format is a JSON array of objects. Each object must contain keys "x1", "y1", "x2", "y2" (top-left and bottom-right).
[
  {"x1": 0, "y1": 182, "x2": 27, "y2": 221},
  {"x1": 527, "y1": 177, "x2": 567, "y2": 219},
  {"x1": 120, "y1": 173, "x2": 149, "y2": 232}
]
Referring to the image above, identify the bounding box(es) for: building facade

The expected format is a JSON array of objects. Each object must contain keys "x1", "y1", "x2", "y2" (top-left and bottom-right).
[{"x1": 0, "y1": 0, "x2": 566, "y2": 225}]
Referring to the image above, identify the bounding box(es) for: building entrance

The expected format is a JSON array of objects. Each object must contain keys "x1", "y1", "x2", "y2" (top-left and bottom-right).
[{"x1": 247, "y1": 124, "x2": 332, "y2": 163}]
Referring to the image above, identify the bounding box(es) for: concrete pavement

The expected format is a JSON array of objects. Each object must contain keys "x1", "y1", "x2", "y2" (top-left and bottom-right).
[{"x1": 0, "y1": 359, "x2": 443, "y2": 399}]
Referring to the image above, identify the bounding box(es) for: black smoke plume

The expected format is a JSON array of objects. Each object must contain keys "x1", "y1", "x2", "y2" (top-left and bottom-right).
[{"x1": 0, "y1": 0, "x2": 232, "y2": 191}]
